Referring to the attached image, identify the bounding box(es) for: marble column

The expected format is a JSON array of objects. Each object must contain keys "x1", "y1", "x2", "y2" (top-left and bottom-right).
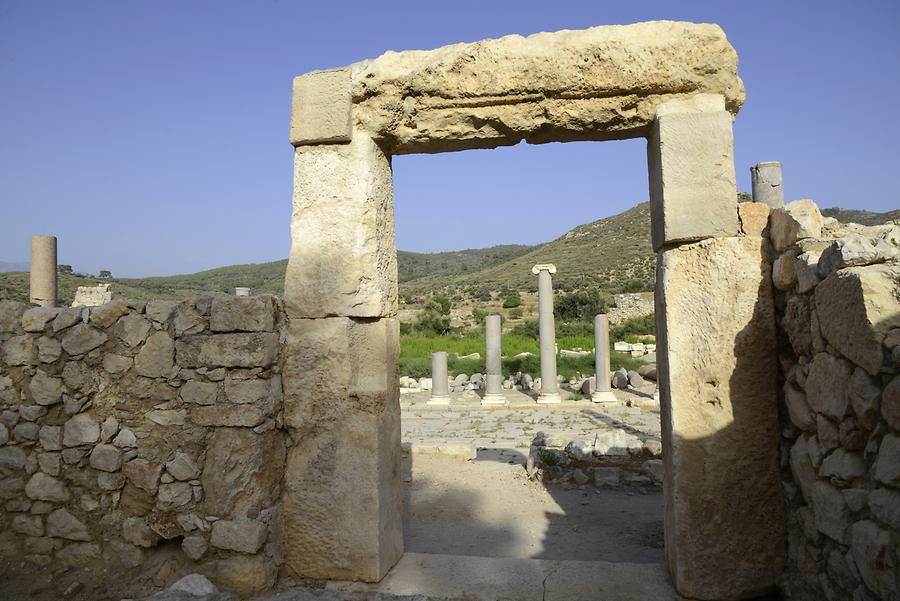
[
  {"x1": 482, "y1": 314, "x2": 506, "y2": 404},
  {"x1": 29, "y1": 235, "x2": 57, "y2": 307},
  {"x1": 593, "y1": 314, "x2": 616, "y2": 402},
  {"x1": 427, "y1": 351, "x2": 451, "y2": 405},
  {"x1": 532, "y1": 264, "x2": 560, "y2": 403},
  {"x1": 750, "y1": 161, "x2": 784, "y2": 208}
]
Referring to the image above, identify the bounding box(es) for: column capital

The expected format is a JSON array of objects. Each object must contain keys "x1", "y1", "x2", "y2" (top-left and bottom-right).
[{"x1": 531, "y1": 263, "x2": 556, "y2": 275}]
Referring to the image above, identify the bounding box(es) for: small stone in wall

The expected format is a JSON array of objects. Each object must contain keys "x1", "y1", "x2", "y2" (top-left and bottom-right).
[
  {"x1": 135, "y1": 332, "x2": 176, "y2": 378},
  {"x1": 100, "y1": 416, "x2": 119, "y2": 443},
  {"x1": 157, "y1": 482, "x2": 192, "y2": 510},
  {"x1": 123, "y1": 458, "x2": 163, "y2": 495},
  {"x1": 103, "y1": 540, "x2": 143, "y2": 568},
  {"x1": 182, "y1": 535, "x2": 208, "y2": 561},
  {"x1": 97, "y1": 472, "x2": 126, "y2": 491},
  {"x1": 850, "y1": 520, "x2": 898, "y2": 599},
  {"x1": 769, "y1": 199, "x2": 823, "y2": 252},
  {"x1": 102, "y1": 353, "x2": 132, "y2": 374},
  {"x1": 62, "y1": 414, "x2": 99, "y2": 447},
  {"x1": 806, "y1": 353, "x2": 851, "y2": 421},
  {"x1": 147, "y1": 409, "x2": 186, "y2": 426},
  {"x1": 166, "y1": 452, "x2": 200, "y2": 481},
  {"x1": 37, "y1": 336, "x2": 62, "y2": 363},
  {"x1": 56, "y1": 542, "x2": 100, "y2": 566},
  {"x1": 114, "y1": 314, "x2": 152, "y2": 348},
  {"x1": 210, "y1": 518, "x2": 267, "y2": 554},
  {"x1": 60, "y1": 323, "x2": 107, "y2": 356},
  {"x1": 25, "y1": 472, "x2": 69, "y2": 503},
  {"x1": 37, "y1": 452, "x2": 60, "y2": 477},
  {"x1": 179, "y1": 380, "x2": 218, "y2": 405},
  {"x1": 89, "y1": 444, "x2": 123, "y2": 472},
  {"x1": 46, "y1": 508, "x2": 91, "y2": 541},
  {"x1": 21, "y1": 307, "x2": 62, "y2": 332},
  {"x1": 811, "y1": 480, "x2": 849, "y2": 543},
  {"x1": 13, "y1": 421, "x2": 39, "y2": 442},
  {"x1": 882, "y1": 375, "x2": 900, "y2": 431},
  {"x1": 29, "y1": 371, "x2": 63, "y2": 406},
  {"x1": 819, "y1": 448, "x2": 867, "y2": 482},
  {"x1": 112, "y1": 428, "x2": 137, "y2": 448},
  {"x1": 873, "y1": 435, "x2": 900, "y2": 487},
  {"x1": 122, "y1": 516, "x2": 161, "y2": 548},
  {"x1": 11, "y1": 514, "x2": 44, "y2": 537}
]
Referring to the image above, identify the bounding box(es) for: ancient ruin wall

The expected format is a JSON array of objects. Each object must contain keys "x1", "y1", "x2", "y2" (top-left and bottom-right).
[
  {"x1": 0, "y1": 296, "x2": 288, "y2": 597},
  {"x1": 766, "y1": 200, "x2": 900, "y2": 600}
]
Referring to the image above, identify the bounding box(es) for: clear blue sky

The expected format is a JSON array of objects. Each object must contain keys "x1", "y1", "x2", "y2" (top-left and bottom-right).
[{"x1": 1, "y1": 1, "x2": 898, "y2": 277}]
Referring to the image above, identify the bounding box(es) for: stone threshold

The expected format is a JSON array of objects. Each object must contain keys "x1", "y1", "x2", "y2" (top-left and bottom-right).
[{"x1": 327, "y1": 552, "x2": 676, "y2": 601}]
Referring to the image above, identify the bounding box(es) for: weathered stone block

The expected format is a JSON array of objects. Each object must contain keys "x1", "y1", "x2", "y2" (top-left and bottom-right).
[
  {"x1": 212, "y1": 555, "x2": 277, "y2": 598},
  {"x1": 806, "y1": 353, "x2": 851, "y2": 420},
  {"x1": 89, "y1": 299, "x2": 130, "y2": 328},
  {"x1": 290, "y1": 69, "x2": 352, "y2": 145},
  {"x1": 284, "y1": 133, "x2": 398, "y2": 318},
  {"x1": 210, "y1": 296, "x2": 277, "y2": 332},
  {"x1": 347, "y1": 22, "x2": 743, "y2": 153},
  {"x1": 134, "y1": 331, "x2": 175, "y2": 378},
  {"x1": 62, "y1": 414, "x2": 99, "y2": 447},
  {"x1": 25, "y1": 473, "x2": 69, "y2": 503},
  {"x1": 29, "y1": 371, "x2": 63, "y2": 406},
  {"x1": 281, "y1": 316, "x2": 402, "y2": 581},
  {"x1": 179, "y1": 380, "x2": 218, "y2": 405},
  {"x1": 22, "y1": 307, "x2": 61, "y2": 332},
  {"x1": 202, "y1": 429, "x2": 285, "y2": 518},
  {"x1": 769, "y1": 200, "x2": 823, "y2": 252},
  {"x1": 3, "y1": 335, "x2": 37, "y2": 366},
  {"x1": 655, "y1": 236, "x2": 783, "y2": 599},
  {"x1": 46, "y1": 508, "x2": 91, "y2": 541},
  {"x1": 176, "y1": 333, "x2": 279, "y2": 368},
  {"x1": 210, "y1": 519, "x2": 267, "y2": 554},
  {"x1": 815, "y1": 263, "x2": 900, "y2": 375},
  {"x1": 114, "y1": 314, "x2": 151, "y2": 348},
  {"x1": 60, "y1": 323, "x2": 107, "y2": 355},
  {"x1": 647, "y1": 100, "x2": 739, "y2": 251},
  {"x1": 190, "y1": 404, "x2": 265, "y2": 427},
  {"x1": 738, "y1": 202, "x2": 770, "y2": 237}
]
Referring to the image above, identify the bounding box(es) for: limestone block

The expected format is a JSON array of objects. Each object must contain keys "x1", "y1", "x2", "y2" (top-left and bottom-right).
[
  {"x1": 784, "y1": 382, "x2": 815, "y2": 431},
  {"x1": 815, "y1": 263, "x2": 900, "y2": 375},
  {"x1": 738, "y1": 202, "x2": 770, "y2": 236},
  {"x1": 284, "y1": 133, "x2": 398, "y2": 318},
  {"x1": 0, "y1": 300, "x2": 27, "y2": 334},
  {"x1": 811, "y1": 481, "x2": 849, "y2": 542},
  {"x1": 134, "y1": 331, "x2": 175, "y2": 378},
  {"x1": 46, "y1": 508, "x2": 91, "y2": 541},
  {"x1": 850, "y1": 521, "x2": 898, "y2": 600},
  {"x1": 848, "y1": 367, "x2": 881, "y2": 430},
  {"x1": 818, "y1": 233, "x2": 898, "y2": 277},
  {"x1": 38, "y1": 336, "x2": 62, "y2": 363},
  {"x1": 3, "y1": 335, "x2": 37, "y2": 366},
  {"x1": 182, "y1": 535, "x2": 207, "y2": 561},
  {"x1": 89, "y1": 444, "x2": 122, "y2": 472},
  {"x1": 51, "y1": 308, "x2": 82, "y2": 332},
  {"x1": 769, "y1": 200, "x2": 823, "y2": 252},
  {"x1": 794, "y1": 252, "x2": 822, "y2": 294},
  {"x1": 165, "y1": 452, "x2": 199, "y2": 481},
  {"x1": 60, "y1": 323, "x2": 107, "y2": 356},
  {"x1": 145, "y1": 300, "x2": 178, "y2": 323},
  {"x1": 655, "y1": 236, "x2": 783, "y2": 599},
  {"x1": 39, "y1": 425, "x2": 62, "y2": 451},
  {"x1": 114, "y1": 314, "x2": 151, "y2": 348},
  {"x1": 157, "y1": 482, "x2": 192, "y2": 510},
  {"x1": 62, "y1": 414, "x2": 99, "y2": 447},
  {"x1": 212, "y1": 555, "x2": 277, "y2": 598},
  {"x1": 346, "y1": 22, "x2": 743, "y2": 153},
  {"x1": 224, "y1": 378, "x2": 271, "y2": 404},
  {"x1": 122, "y1": 517, "x2": 160, "y2": 548},
  {"x1": 175, "y1": 333, "x2": 279, "y2": 368},
  {"x1": 281, "y1": 316, "x2": 402, "y2": 582},
  {"x1": 89, "y1": 299, "x2": 130, "y2": 328},
  {"x1": 210, "y1": 296, "x2": 277, "y2": 332},
  {"x1": 202, "y1": 428, "x2": 285, "y2": 518},
  {"x1": 179, "y1": 380, "x2": 218, "y2": 405},
  {"x1": 0, "y1": 446, "x2": 26, "y2": 469},
  {"x1": 290, "y1": 69, "x2": 352, "y2": 145},
  {"x1": 210, "y1": 519, "x2": 267, "y2": 554},
  {"x1": 25, "y1": 473, "x2": 69, "y2": 502},
  {"x1": 805, "y1": 353, "x2": 851, "y2": 420},
  {"x1": 22, "y1": 307, "x2": 61, "y2": 332},
  {"x1": 874, "y1": 435, "x2": 900, "y2": 487},
  {"x1": 102, "y1": 353, "x2": 132, "y2": 374},
  {"x1": 29, "y1": 371, "x2": 63, "y2": 406},
  {"x1": 122, "y1": 458, "x2": 163, "y2": 495},
  {"x1": 190, "y1": 404, "x2": 265, "y2": 427},
  {"x1": 647, "y1": 103, "x2": 739, "y2": 250}
]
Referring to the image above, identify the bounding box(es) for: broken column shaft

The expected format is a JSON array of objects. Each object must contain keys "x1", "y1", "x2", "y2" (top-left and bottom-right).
[
  {"x1": 532, "y1": 264, "x2": 560, "y2": 403},
  {"x1": 30, "y1": 235, "x2": 58, "y2": 307}
]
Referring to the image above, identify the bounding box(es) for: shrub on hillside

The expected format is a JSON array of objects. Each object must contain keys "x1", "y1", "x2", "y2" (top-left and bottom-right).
[
  {"x1": 554, "y1": 289, "x2": 612, "y2": 321},
  {"x1": 502, "y1": 292, "x2": 521, "y2": 308}
]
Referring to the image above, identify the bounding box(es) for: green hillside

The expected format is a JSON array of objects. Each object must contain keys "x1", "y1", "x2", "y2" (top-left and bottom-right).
[
  {"x1": 398, "y1": 245, "x2": 533, "y2": 282},
  {"x1": 820, "y1": 207, "x2": 900, "y2": 226},
  {"x1": 402, "y1": 202, "x2": 655, "y2": 294}
]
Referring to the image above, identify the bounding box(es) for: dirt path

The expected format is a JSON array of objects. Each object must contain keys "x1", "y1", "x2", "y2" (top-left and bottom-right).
[{"x1": 404, "y1": 450, "x2": 664, "y2": 563}]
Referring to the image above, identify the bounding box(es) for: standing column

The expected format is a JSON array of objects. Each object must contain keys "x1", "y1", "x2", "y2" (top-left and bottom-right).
[
  {"x1": 532, "y1": 264, "x2": 560, "y2": 403},
  {"x1": 427, "y1": 352, "x2": 451, "y2": 405},
  {"x1": 592, "y1": 314, "x2": 615, "y2": 403},
  {"x1": 30, "y1": 235, "x2": 57, "y2": 307},
  {"x1": 750, "y1": 161, "x2": 784, "y2": 208},
  {"x1": 482, "y1": 315, "x2": 505, "y2": 404}
]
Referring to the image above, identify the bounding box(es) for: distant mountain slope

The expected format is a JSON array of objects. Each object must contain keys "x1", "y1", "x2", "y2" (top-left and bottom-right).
[
  {"x1": 402, "y1": 202, "x2": 654, "y2": 293},
  {"x1": 398, "y1": 245, "x2": 533, "y2": 282},
  {"x1": 820, "y1": 207, "x2": 899, "y2": 226}
]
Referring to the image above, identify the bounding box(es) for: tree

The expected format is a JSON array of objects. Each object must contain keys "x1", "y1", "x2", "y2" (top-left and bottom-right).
[
  {"x1": 99, "y1": 270, "x2": 112, "y2": 279},
  {"x1": 431, "y1": 294, "x2": 451, "y2": 315},
  {"x1": 502, "y1": 292, "x2": 521, "y2": 308},
  {"x1": 58, "y1": 264, "x2": 73, "y2": 275},
  {"x1": 415, "y1": 299, "x2": 451, "y2": 335},
  {"x1": 554, "y1": 289, "x2": 611, "y2": 322}
]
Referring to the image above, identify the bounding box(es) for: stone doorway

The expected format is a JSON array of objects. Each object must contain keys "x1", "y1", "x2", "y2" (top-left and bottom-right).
[{"x1": 281, "y1": 21, "x2": 784, "y2": 601}]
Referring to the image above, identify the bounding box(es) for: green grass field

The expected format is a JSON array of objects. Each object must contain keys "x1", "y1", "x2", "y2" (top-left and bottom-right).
[{"x1": 399, "y1": 333, "x2": 645, "y2": 379}]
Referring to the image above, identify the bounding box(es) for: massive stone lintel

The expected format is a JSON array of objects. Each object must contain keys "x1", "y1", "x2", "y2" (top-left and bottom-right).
[
  {"x1": 284, "y1": 133, "x2": 398, "y2": 318},
  {"x1": 290, "y1": 21, "x2": 744, "y2": 154},
  {"x1": 281, "y1": 316, "x2": 402, "y2": 582},
  {"x1": 656, "y1": 236, "x2": 784, "y2": 600},
  {"x1": 647, "y1": 95, "x2": 739, "y2": 250}
]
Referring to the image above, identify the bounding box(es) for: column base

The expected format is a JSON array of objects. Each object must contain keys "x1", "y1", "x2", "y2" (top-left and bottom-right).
[
  {"x1": 537, "y1": 392, "x2": 562, "y2": 404},
  {"x1": 481, "y1": 393, "x2": 507, "y2": 405},
  {"x1": 426, "y1": 395, "x2": 451, "y2": 406},
  {"x1": 591, "y1": 390, "x2": 617, "y2": 404}
]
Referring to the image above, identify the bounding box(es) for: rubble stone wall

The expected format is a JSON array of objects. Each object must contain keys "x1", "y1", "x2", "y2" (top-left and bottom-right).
[
  {"x1": 768, "y1": 200, "x2": 900, "y2": 600},
  {"x1": 0, "y1": 295, "x2": 288, "y2": 597}
]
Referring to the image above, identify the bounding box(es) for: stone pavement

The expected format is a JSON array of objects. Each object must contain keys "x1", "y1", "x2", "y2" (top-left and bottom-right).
[{"x1": 400, "y1": 388, "x2": 662, "y2": 452}]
